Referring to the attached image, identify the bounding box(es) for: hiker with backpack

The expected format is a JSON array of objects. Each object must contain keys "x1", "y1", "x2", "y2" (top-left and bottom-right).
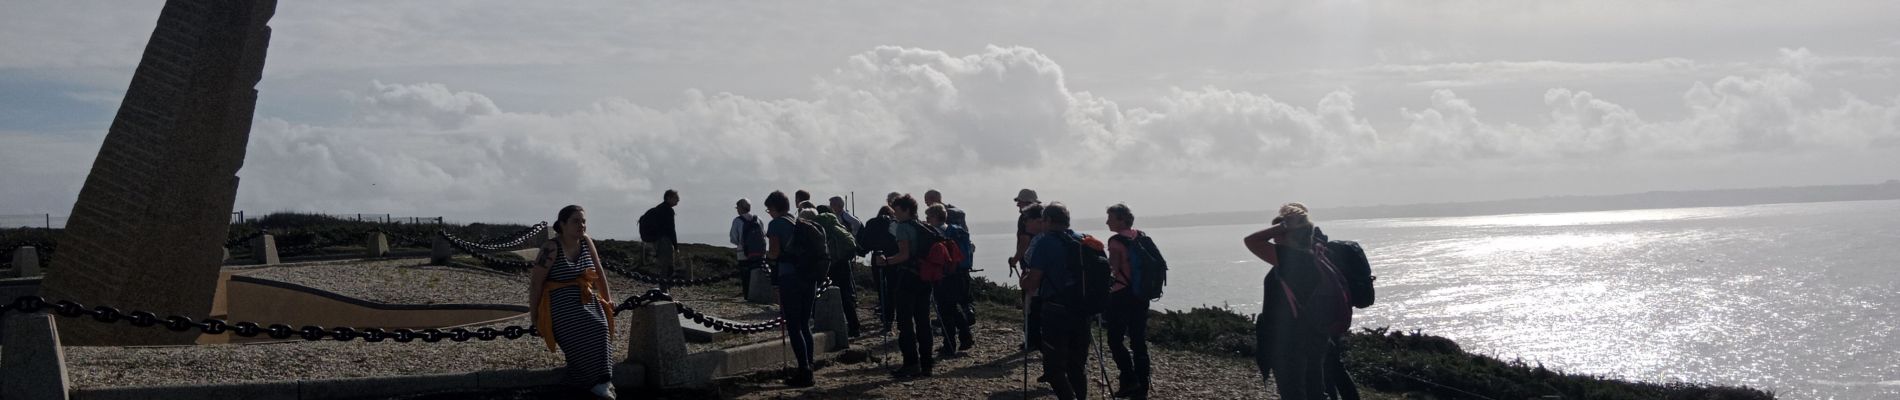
[
  {"x1": 830, "y1": 196, "x2": 863, "y2": 236},
  {"x1": 765, "y1": 192, "x2": 827, "y2": 387},
  {"x1": 1104, "y1": 203, "x2": 1165, "y2": 399},
  {"x1": 1011, "y1": 190, "x2": 1045, "y2": 352},
  {"x1": 1243, "y1": 203, "x2": 1352, "y2": 400},
  {"x1": 858, "y1": 205, "x2": 899, "y2": 334},
  {"x1": 637, "y1": 189, "x2": 682, "y2": 278},
  {"x1": 926, "y1": 204, "x2": 975, "y2": 357},
  {"x1": 813, "y1": 205, "x2": 864, "y2": 337},
  {"x1": 1023, "y1": 202, "x2": 1108, "y2": 400},
  {"x1": 926, "y1": 190, "x2": 978, "y2": 335},
  {"x1": 872, "y1": 194, "x2": 937, "y2": 378},
  {"x1": 730, "y1": 198, "x2": 768, "y2": 294}
]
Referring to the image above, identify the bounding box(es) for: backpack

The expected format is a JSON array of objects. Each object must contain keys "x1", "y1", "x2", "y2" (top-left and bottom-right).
[
  {"x1": 944, "y1": 205, "x2": 969, "y2": 227},
  {"x1": 905, "y1": 221, "x2": 962, "y2": 283},
  {"x1": 1323, "y1": 240, "x2": 1375, "y2": 309},
  {"x1": 739, "y1": 215, "x2": 766, "y2": 255},
  {"x1": 813, "y1": 214, "x2": 859, "y2": 262},
  {"x1": 856, "y1": 216, "x2": 896, "y2": 257},
  {"x1": 1055, "y1": 233, "x2": 1112, "y2": 316},
  {"x1": 1111, "y1": 232, "x2": 1169, "y2": 301},
  {"x1": 1273, "y1": 227, "x2": 1352, "y2": 335},
  {"x1": 785, "y1": 218, "x2": 832, "y2": 282},
  {"x1": 942, "y1": 223, "x2": 975, "y2": 272}
]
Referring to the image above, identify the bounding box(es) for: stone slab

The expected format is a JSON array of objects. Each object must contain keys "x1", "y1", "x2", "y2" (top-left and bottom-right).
[
  {"x1": 430, "y1": 235, "x2": 452, "y2": 265},
  {"x1": 472, "y1": 368, "x2": 565, "y2": 389},
  {"x1": 814, "y1": 286, "x2": 847, "y2": 350},
  {"x1": 627, "y1": 301, "x2": 691, "y2": 388},
  {"x1": 745, "y1": 268, "x2": 774, "y2": 304},
  {"x1": 364, "y1": 232, "x2": 389, "y2": 258},
  {"x1": 13, "y1": 246, "x2": 39, "y2": 277},
  {"x1": 2, "y1": 313, "x2": 72, "y2": 400},
  {"x1": 711, "y1": 331, "x2": 835, "y2": 377},
  {"x1": 251, "y1": 234, "x2": 279, "y2": 265}
]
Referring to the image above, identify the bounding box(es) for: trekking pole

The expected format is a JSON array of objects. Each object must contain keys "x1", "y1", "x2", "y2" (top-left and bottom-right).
[{"x1": 1094, "y1": 316, "x2": 1112, "y2": 397}]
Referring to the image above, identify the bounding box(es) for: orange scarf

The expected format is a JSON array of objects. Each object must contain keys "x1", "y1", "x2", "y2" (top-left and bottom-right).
[{"x1": 534, "y1": 242, "x2": 616, "y2": 352}]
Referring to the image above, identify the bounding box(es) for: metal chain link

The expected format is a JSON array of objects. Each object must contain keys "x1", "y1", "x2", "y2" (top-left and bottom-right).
[
  {"x1": 441, "y1": 236, "x2": 535, "y2": 269},
  {"x1": 438, "y1": 223, "x2": 547, "y2": 252},
  {"x1": 0, "y1": 296, "x2": 542, "y2": 343},
  {"x1": 224, "y1": 230, "x2": 267, "y2": 249},
  {"x1": 599, "y1": 260, "x2": 751, "y2": 287}
]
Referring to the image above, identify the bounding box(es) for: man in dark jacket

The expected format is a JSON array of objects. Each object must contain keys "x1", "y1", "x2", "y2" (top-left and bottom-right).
[
  {"x1": 639, "y1": 189, "x2": 682, "y2": 278},
  {"x1": 857, "y1": 205, "x2": 898, "y2": 333}
]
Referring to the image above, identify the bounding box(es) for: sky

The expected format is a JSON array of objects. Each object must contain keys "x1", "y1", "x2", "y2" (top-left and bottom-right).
[{"x1": 2, "y1": 0, "x2": 1897, "y2": 241}]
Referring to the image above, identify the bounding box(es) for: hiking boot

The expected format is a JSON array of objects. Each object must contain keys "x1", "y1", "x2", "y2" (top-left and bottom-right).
[
  {"x1": 958, "y1": 334, "x2": 975, "y2": 351},
  {"x1": 936, "y1": 347, "x2": 958, "y2": 359},
  {"x1": 782, "y1": 367, "x2": 815, "y2": 388}
]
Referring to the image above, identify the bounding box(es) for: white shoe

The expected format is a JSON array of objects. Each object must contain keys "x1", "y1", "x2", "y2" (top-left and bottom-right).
[{"x1": 591, "y1": 382, "x2": 618, "y2": 399}]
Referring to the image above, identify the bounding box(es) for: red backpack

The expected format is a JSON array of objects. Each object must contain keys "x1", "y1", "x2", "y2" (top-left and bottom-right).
[{"x1": 909, "y1": 221, "x2": 964, "y2": 283}]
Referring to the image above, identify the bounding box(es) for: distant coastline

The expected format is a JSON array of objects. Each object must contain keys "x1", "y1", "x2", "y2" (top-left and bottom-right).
[{"x1": 975, "y1": 180, "x2": 1900, "y2": 232}]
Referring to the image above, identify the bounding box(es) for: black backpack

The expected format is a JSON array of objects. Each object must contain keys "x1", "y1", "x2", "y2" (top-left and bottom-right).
[
  {"x1": 856, "y1": 216, "x2": 896, "y2": 257},
  {"x1": 1055, "y1": 233, "x2": 1112, "y2": 316},
  {"x1": 1323, "y1": 240, "x2": 1375, "y2": 308},
  {"x1": 785, "y1": 218, "x2": 832, "y2": 282},
  {"x1": 1111, "y1": 233, "x2": 1169, "y2": 301}
]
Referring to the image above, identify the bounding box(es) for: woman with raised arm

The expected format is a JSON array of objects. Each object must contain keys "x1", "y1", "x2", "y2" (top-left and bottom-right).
[
  {"x1": 1242, "y1": 203, "x2": 1328, "y2": 400},
  {"x1": 530, "y1": 205, "x2": 619, "y2": 399}
]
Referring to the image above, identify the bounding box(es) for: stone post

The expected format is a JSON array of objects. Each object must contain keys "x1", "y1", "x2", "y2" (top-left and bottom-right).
[
  {"x1": 2, "y1": 313, "x2": 72, "y2": 400},
  {"x1": 430, "y1": 235, "x2": 453, "y2": 265},
  {"x1": 249, "y1": 234, "x2": 278, "y2": 265},
  {"x1": 813, "y1": 286, "x2": 847, "y2": 350},
  {"x1": 627, "y1": 301, "x2": 690, "y2": 388},
  {"x1": 364, "y1": 232, "x2": 389, "y2": 258},
  {"x1": 745, "y1": 268, "x2": 774, "y2": 304},
  {"x1": 12, "y1": 246, "x2": 38, "y2": 277}
]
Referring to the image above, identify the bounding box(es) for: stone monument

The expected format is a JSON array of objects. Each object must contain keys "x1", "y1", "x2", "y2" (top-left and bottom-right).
[{"x1": 37, "y1": 0, "x2": 277, "y2": 346}]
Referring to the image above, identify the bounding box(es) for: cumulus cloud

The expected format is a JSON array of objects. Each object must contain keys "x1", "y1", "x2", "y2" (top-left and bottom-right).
[{"x1": 221, "y1": 46, "x2": 1900, "y2": 239}]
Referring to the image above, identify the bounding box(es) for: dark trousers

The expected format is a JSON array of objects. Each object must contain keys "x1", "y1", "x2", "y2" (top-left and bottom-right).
[
  {"x1": 1257, "y1": 316, "x2": 1328, "y2": 400},
  {"x1": 778, "y1": 271, "x2": 817, "y2": 369},
  {"x1": 893, "y1": 270, "x2": 936, "y2": 369},
  {"x1": 828, "y1": 259, "x2": 861, "y2": 333},
  {"x1": 657, "y1": 239, "x2": 679, "y2": 277},
  {"x1": 1026, "y1": 296, "x2": 1043, "y2": 348},
  {"x1": 874, "y1": 261, "x2": 894, "y2": 328},
  {"x1": 1104, "y1": 291, "x2": 1151, "y2": 392},
  {"x1": 1326, "y1": 336, "x2": 1359, "y2": 400},
  {"x1": 1039, "y1": 302, "x2": 1091, "y2": 400},
  {"x1": 935, "y1": 273, "x2": 973, "y2": 350}
]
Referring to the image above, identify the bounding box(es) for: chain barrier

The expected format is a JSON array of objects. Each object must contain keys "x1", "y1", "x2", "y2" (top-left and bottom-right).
[
  {"x1": 374, "y1": 228, "x2": 431, "y2": 248},
  {"x1": 0, "y1": 295, "x2": 538, "y2": 342},
  {"x1": 598, "y1": 259, "x2": 752, "y2": 287},
  {"x1": 275, "y1": 235, "x2": 356, "y2": 258},
  {"x1": 439, "y1": 223, "x2": 547, "y2": 252},
  {"x1": 441, "y1": 235, "x2": 535, "y2": 269},
  {"x1": 2, "y1": 241, "x2": 54, "y2": 269},
  {"x1": 224, "y1": 231, "x2": 267, "y2": 249},
  {"x1": 676, "y1": 302, "x2": 785, "y2": 334}
]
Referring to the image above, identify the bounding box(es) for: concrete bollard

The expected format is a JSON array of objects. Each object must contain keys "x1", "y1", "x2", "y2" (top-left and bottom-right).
[
  {"x1": 365, "y1": 232, "x2": 390, "y2": 258},
  {"x1": 430, "y1": 235, "x2": 452, "y2": 265},
  {"x1": 627, "y1": 301, "x2": 695, "y2": 388},
  {"x1": 745, "y1": 268, "x2": 774, "y2": 304},
  {"x1": 814, "y1": 286, "x2": 847, "y2": 350},
  {"x1": 249, "y1": 235, "x2": 278, "y2": 265},
  {"x1": 8, "y1": 246, "x2": 35, "y2": 277},
  {"x1": 2, "y1": 312, "x2": 73, "y2": 400}
]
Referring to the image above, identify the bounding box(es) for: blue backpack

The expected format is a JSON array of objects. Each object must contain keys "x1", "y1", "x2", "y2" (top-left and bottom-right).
[
  {"x1": 942, "y1": 223, "x2": 975, "y2": 272},
  {"x1": 1111, "y1": 232, "x2": 1168, "y2": 301}
]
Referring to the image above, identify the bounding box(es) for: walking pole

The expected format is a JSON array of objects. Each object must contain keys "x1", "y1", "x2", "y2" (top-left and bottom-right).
[{"x1": 1094, "y1": 315, "x2": 1113, "y2": 397}]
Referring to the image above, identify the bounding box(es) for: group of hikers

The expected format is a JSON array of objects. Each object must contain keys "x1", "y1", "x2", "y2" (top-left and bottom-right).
[{"x1": 532, "y1": 187, "x2": 1375, "y2": 400}]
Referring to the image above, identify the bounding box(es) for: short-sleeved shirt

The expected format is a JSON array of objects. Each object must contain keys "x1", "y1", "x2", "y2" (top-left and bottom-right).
[
  {"x1": 1026, "y1": 229, "x2": 1081, "y2": 299},
  {"x1": 891, "y1": 220, "x2": 919, "y2": 264},
  {"x1": 1016, "y1": 208, "x2": 1033, "y2": 238},
  {"x1": 767, "y1": 215, "x2": 796, "y2": 274}
]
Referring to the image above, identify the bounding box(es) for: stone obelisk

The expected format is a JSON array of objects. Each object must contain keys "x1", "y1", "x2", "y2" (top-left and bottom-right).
[{"x1": 38, "y1": 0, "x2": 277, "y2": 346}]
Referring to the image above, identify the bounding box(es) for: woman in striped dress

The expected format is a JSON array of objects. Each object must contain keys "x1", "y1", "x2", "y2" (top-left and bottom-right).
[{"x1": 531, "y1": 205, "x2": 618, "y2": 399}]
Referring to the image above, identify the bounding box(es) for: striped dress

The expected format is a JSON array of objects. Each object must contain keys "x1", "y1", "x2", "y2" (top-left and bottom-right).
[{"x1": 548, "y1": 240, "x2": 614, "y2": 386}]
